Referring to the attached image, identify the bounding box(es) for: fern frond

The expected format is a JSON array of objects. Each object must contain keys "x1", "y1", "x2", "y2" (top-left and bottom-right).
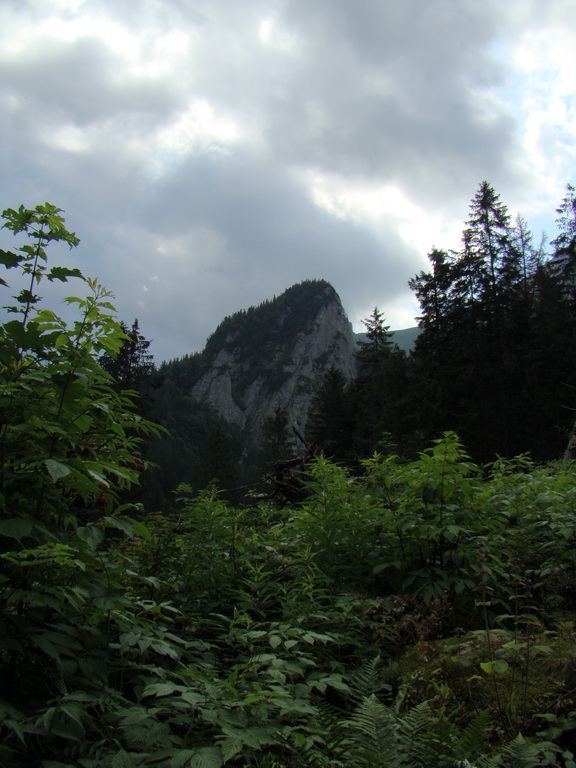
[
  {"x1": 475, "y1": 755, "x2": 505, "y2": 768},
  {"x1": 252, "y1": 755, "x2": 287, "y2": 768},
  {"x1": 349, "y1": 656, "x2": 387, "y2": 702},
  {"x1": 396, "y1": 700, "x2": 453, "y2": 767},
  {"x1": 347, "y1": 694, "x2": 397, "y2": 753},
  {"x1": 496, "y1": 734, "x2": 557, "y2": 767},
  {"x1": 457, "y1": 711, "x2": 492, "y2": 759},
  {"x1": 297, "y1": 694, "x2": 353, "y2": 767},
  {"x1": 345, "y1": 692, "x2": 404, "y2": 767}
]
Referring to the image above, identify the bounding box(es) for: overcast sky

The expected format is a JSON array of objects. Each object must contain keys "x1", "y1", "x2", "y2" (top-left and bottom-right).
[{"x1": 1, "y1": 0, "x2": 575, "y2": 362}]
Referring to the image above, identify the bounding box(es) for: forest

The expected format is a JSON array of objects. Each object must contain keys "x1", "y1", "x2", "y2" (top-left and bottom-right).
[{"x1": 1, "y1": 185, "x2": 576, "y2": 767}]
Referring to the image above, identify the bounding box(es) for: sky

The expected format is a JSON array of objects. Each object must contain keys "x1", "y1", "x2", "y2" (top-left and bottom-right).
[{"x1": 0, "y1": 0, "x2": 575, "y2": 363}]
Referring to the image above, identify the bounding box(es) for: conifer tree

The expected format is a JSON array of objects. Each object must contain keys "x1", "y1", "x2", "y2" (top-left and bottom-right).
[
  {"x1": 349, "y1": 309, "x2": 411, "y2": 458},
  {"x1": 253, "y1": 404, "x2": 298, "y2": 480},
  {"x1": 306, "y1": 367, "x2": 352, "y2": 462},
  {"x1": 512, "y1": 214, "x2": 544, "y2": 292},
  {"x1": 551, "y1": 183, "x2": 576, "y2": 258},
  {"x1": 550, "y1": 184, "x2": 576, "y2": 299},
  {"x1": 356, "y1": 307, "x2": 394, "y2": 372},
  {"x1": 455, "y1": 181, "x2": 521, "y2": 324},
  {"x1": 408, "y1": 182, "x2": 556, "y2": 459},
  {"x1": 100, "y1": 318, "x2": 156, "y2": 392}
]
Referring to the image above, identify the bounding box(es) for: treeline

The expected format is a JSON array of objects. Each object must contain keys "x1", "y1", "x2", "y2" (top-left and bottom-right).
[{"x1": 307, "y1": 181, "x2": 576, "y2": 465}]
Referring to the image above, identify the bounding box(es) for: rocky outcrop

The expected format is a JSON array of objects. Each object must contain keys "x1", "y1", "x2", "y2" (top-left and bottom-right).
[{"x1": 190, "y1": 280, "x2": 356, "y2": 449}]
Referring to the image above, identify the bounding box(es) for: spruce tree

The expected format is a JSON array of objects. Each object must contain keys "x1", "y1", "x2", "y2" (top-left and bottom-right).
[
  {"x1": 550, "y1": 184, "x2": 576, "y2": 298},
  {"x1": 409, "y1": 182, "x2": 551, "y2": 460},
  {"x1": 306, "y1": 367, "x2": 352, "y2": 462},
  {"x1": 551, "y1": 183, "x2": 576, "y2": 258},
  {"x1": 100, "y1": 318, "x2": 156, "y2": 393},
  {"x1": 349, "y1": 309, "x2": 411, "y2": 458},
  {"x1": 512, "y1": 214, "x2": 544, "y2": 293},
  {"x1": 356, "y1": 307, "x2": 394, "y2": 372}
]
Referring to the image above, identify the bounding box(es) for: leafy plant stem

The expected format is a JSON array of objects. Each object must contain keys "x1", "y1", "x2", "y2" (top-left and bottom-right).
[
  {"x1": 21, "y1": 221, "x2": 46, "y2": 329},
  {"x1": 482, "y1": 582, "x2": 510, "y2": 738}
]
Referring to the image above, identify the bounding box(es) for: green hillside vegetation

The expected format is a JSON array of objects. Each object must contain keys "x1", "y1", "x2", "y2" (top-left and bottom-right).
[
  {"x1": 204, "y1": 279, "x2": 338, "y2": 361},
  {"x1": 202, "y1": 280, "x2": 339, "y2": 394},
  {"x1": 2, "y1": 193, "x2": 576, "y2": 766}
]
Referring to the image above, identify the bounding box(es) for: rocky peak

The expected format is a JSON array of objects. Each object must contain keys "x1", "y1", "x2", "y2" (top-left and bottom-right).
[{"x1": 190, "y1": 280, "x2": 356, "y2": 448}]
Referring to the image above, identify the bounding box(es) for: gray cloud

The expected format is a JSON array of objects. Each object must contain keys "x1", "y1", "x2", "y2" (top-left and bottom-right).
[
  {"x1": 0, "y1": 0, "x2": 574, "y2": 362},
  {"x1": 268, "y1": 0, "x2": 520, "y2": 200}
]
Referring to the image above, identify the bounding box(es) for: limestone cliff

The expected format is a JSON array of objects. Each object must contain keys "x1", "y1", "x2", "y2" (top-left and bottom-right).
[{"x1": 190, "y1": 280, "x2": 356, "y2": 449}]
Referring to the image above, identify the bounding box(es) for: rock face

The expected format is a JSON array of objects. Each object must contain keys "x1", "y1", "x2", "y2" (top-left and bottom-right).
[{"x1": 190, "y1": 280, "x2": 356, "y2": 449}]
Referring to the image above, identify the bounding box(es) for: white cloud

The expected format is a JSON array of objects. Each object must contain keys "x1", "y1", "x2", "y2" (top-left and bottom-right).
[
  {"x1": 307, "y1": 172, "x2": 464, "y2": 255},
  {"x1": 158, "y1": 101, "x2": 243, "y2": 156}
]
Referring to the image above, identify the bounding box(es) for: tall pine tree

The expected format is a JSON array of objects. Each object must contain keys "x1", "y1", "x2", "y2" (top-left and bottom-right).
[
  {"x1": 349, "y1": 308, "x2": 411, "y2": 458},
  {"x1": 408, "y1": 181, "x2": 562, "y2": 460},
  {"x1": 306, "y1": 367, "x2": 352, "y2": 463}
]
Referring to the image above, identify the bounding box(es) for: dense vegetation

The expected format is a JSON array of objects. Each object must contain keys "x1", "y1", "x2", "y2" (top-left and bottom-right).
[
  {"x1": 1, "y1": 190, "x2": 576, "y2": 767},
  {"x1": 308, "y1": 182, "x2": 576, "y2": 466}
]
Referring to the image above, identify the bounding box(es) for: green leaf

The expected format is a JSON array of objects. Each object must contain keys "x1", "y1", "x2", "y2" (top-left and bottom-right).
[
  {"x1": 142, "y1": 682, "x2": 186, "y2": 698},
  {"x1": 149, "y1": 750, "x2": 195, "y2": 768},
  {"x1": 3, "y1": 319, "x2": 43, "y2": 349},
  {"x1": 270, "y1": 697, "x2": 317, "y2": 714},
  {"x1": 480, "y1": 659, "x2": 508, "y2": 675},
  {"x1": 0, "y1": 248, "x2": 23, "y2": 268},
  {"x1": 54, "y1": 333, "x2": 69, "y2": 348},
  {"x1": 127, "y1": 517, "x2": 151, "y2": 541},
  {"x1": 0, "y1": 517, "x2": 33, "y2": 542},
  {"x1": 103, "y1": 516, "x2": 134, "y2": 537},
  {"x1": 530, "y1": 644, "x2": 554, "y2": 657},
  {"x1": 73, "y1": 414, "x2": 94, "y2": 432},
  {"x1": 219, "y1": 738, "x2": 244, "y2": 763},
  {"x1": 32, "y1": 635, "x2": 62, "y2": 663},
  {"x1": 15, "y1": 289, "x2": 39, "y2": 306},
  {"x1": 151, "y1": 640, "x2": 179, "y2": 660},
  {"x1": 109, "y1": 750, "x2": 139, "y2": 768},
  {"x1": 181, "y1": 690, "x2": 204, "y2": 706},
  {"x1": 76, "y1": 526, "x2": 105, "y2": 551},
  {"x1": 190, "y1": 746, "x2": 223, "y2": 768},
  {"x1": 47, "y1": 266, "x2": 83, "y2": 282},
  {"x1": 45, "y1": 459, "x2": 71, "y2": 481}
]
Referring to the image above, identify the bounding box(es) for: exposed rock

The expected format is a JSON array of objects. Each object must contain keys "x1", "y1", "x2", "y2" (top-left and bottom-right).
[{"x1": 190, "y1": 280, "x2": 356, "y2": 449}]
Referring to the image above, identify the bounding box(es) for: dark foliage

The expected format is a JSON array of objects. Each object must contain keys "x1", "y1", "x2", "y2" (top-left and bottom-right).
[{"x1": 408, "y1": 180, "x2": 576, "y2": 462}]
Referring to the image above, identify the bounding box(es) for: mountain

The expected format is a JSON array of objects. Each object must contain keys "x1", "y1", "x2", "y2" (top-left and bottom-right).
[
  {"x1": 145, "y1": 280, "x2": 419, "y2": 502},
  {"x1": 190, "y1": 279, "x2": 357, "y2": 452}
]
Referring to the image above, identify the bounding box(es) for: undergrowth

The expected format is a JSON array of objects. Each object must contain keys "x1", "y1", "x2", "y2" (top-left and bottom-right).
[{"x1": 1, "y1": 204, "x2": 576, "y2": 766}]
